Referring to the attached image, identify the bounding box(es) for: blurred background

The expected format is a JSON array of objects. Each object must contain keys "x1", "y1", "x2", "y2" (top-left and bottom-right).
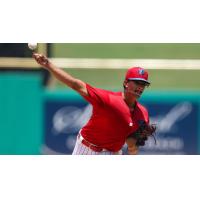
[{"x1": 0, "y1": 43, "x2": 200, "y2": 155}]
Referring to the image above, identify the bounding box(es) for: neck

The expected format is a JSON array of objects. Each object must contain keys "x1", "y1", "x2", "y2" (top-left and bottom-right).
[
  {"x1": 122, "y1": 92, "x2": 136, "y2": 108},
  {"x1": 125, "y1": 99, "x2": 136, "y2": 108}
]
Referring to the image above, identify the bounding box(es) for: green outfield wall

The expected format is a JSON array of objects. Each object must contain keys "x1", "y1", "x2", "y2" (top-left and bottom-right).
[{"x1": 0, "y1": 73, "x2": 43, "y2": 154}]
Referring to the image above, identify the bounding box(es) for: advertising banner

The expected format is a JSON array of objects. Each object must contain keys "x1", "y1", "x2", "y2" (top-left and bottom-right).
[
  {"x1": 138, "y1": 101, "x2": 199, "y2": 154},
  {"x1": 43, "y1": 90, "x2": 200, "y2": 155},
  {"x1": 42, "y1": 91, "x2": 92, "y2": 154}
]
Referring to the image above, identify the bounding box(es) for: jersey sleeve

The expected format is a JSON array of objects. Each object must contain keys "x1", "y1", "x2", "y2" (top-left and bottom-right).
[{"x1": 81, "y1": 83, "x2": 109, "y2": 106}]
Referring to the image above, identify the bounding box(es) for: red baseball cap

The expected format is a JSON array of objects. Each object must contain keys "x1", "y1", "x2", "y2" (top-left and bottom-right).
[{"x1": 125, "y1": 67, "x2": 150, "y2": 85}]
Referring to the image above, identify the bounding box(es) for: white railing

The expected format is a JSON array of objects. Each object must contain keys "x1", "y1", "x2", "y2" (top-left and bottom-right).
[{"x1": 1, "y1": 57, "x2": 200, "y2": 69}]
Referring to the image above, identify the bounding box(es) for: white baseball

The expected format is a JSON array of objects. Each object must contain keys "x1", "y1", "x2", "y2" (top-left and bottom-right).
[{"x1": 28, "y1": 43, "x2": 37, "y2": 50}]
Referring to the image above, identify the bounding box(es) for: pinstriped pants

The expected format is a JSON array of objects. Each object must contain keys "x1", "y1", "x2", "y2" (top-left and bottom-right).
[{"x1": 72, "y1": 136, "x2": 122, "y2": 155}]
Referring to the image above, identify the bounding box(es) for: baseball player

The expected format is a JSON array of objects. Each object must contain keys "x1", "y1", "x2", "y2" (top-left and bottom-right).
[{"x1": 33, "y1": 53, "x2": 155, "y2": 155}]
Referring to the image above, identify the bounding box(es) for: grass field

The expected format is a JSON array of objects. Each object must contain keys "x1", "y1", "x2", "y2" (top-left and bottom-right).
[
  {"x1": 49, "y1": 44, "x2": 200, "y2": 91},
  {"x1": 53, "y1": 69, "x2": 200, "y2": 91},
  {"x1": 51, "y1": 43, "x2": 200, "y2": 59}
]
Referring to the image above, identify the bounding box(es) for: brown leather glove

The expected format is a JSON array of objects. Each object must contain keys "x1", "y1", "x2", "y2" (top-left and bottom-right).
[{"x1": 128, "y1": 121, "x2": 157, "y2": 147}]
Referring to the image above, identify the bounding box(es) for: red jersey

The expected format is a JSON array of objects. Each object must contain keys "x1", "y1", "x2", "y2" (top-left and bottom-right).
[{"x1": 81, "y1": 83, "x2": 149, "y2": 152}]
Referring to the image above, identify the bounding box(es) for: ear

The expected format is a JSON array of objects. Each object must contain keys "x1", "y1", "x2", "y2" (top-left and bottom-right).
[{"x1": 123, "y1": 80, "x2": 128, "y2": 88}]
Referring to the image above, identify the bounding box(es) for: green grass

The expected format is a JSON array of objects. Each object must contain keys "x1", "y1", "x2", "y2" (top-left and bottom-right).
[
  {"x1": 54, "y1": 69, "x2": 200, "y2": 91},
  {"x1": 49, "y1": 44, "x2": 200, "y2": 91},
  {"x1": 51, "y1": 43, "x2": 200, "y2": 59}
]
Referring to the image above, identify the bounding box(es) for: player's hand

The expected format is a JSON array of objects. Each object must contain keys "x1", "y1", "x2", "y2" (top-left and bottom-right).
[
  {"x1": 126, "y1": 137, "x2": 138, "y2": 155},
  {"x1": 33, "y1": 53, "x2": 50, "y2": 68},
  {"x1": 128, "y1": 145, "x2": 138, "y2": 155}
]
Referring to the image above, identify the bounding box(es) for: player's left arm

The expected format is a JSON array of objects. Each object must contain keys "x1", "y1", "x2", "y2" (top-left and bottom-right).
[{"x1": 126, "y1": 137, "x2": 138, "y2": 155}]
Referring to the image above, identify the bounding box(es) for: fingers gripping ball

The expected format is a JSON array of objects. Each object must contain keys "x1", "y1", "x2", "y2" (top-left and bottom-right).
[
  {"x1": 28, "y1": 43, "x2": 38, "y2": 51},
  {"x1": 33, "y1": 53, "x2": 49, "y2": 67}
]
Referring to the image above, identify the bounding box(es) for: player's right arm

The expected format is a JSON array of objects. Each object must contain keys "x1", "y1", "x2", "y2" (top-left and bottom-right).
[{"x1": 33, "y1": 53, "x2": 88, "y2": 96}]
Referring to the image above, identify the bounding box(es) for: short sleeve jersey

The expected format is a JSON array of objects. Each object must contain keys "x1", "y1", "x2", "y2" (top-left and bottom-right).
[{"x1": 80, "y1": 83, "x2": 149, "y2": 152}]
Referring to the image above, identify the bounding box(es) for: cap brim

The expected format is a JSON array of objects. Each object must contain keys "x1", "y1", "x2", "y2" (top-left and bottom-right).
[{"x1": 128, "y1": 78, "x2": 150, "y2": 84}]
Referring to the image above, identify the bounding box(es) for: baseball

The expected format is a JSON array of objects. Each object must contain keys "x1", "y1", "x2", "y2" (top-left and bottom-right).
[{"x1": 28, "y1": 43, "x2": 37, "y2": 50}]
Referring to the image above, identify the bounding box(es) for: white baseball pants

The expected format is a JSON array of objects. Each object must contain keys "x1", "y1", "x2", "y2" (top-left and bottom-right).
[{"x1": 72, "y1": 135, "x2": 122, "y2": 155}]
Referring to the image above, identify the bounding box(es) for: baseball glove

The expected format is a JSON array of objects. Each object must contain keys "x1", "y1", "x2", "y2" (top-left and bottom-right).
[{"x1": 128, "y1": 121, "x2": 157, "y2": 147}]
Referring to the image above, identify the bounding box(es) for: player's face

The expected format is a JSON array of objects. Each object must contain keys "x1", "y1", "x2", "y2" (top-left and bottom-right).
[{"x1": 125, "y1": 80, "x2": 149, "y2": 98}]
